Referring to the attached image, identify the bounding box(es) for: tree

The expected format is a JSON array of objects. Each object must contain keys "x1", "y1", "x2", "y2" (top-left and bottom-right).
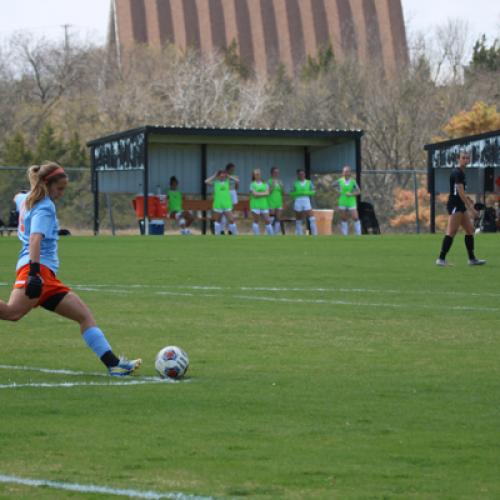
[
  {"x1": 33, "y1": 122, "x2": 66, "y2": 163},
  {"x1": 441, "y1": 101, "x2": 500, "y2": 139},
  {"x1": 300, "y1": 44, "x2": 335, "y2": 80},
  {"x1": 1, "y1": 132, "x2": 33, "y2": 165},
  {"x1": 470, "y1": 35, "x2": 500, "y2": 72}
]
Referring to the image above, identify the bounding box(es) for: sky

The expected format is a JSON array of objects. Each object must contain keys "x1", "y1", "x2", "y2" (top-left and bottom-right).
[{"x1": 0, "y1": 0, "x2": 499, "y2": 48}]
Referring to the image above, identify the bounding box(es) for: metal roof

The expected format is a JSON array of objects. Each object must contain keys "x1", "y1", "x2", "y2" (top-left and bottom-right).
[
  {"x1": 424, "y1": 128, "x2": 500, "y2": 151},
  {"x1": 87, "y1": 126, "x2": 363, "y2": 147}
]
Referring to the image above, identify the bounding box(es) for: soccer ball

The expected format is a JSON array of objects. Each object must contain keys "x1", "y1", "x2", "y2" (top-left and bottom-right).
[{"x1": 155, "y1": 346, "x2": 189, "y2": 379}]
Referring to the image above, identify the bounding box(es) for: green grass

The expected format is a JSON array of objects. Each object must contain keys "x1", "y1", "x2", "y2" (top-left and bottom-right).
[{"x1": 0, "y1": 234, "x2": 499, "y2": 499}]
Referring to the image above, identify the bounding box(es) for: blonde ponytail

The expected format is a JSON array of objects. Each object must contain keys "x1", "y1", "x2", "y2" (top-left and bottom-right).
[{"x1": 25, "y1": 162, "x2": 67, "y2": 210}]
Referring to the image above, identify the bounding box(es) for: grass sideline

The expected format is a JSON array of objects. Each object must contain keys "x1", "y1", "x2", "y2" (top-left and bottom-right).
[{"x1": 0, "y1": 234, "x2": 499, "y2": 499}]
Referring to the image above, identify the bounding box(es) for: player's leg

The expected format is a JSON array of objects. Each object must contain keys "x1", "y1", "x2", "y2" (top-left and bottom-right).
[
  {"x1": 252, "y1": 211, "x2": 260, "y2": 235},
  {"x1": 226, "y1": 210, "x2": 238, "y2": 235},
  {"x1": 305, "y1": 209, "x2": 317, "y2": 236},
  {"x1": 461, "y1": 213, "x2": 486, "y2": 265},
  {"x1": 295, "y1": 210, "x2": 304, "y2": 235},
  {"x1": 213, "y1": 211, "x2": 222, "y2": 235},
  {"x1": 339, "y1": 208, "x2": 349, "y2": 235},
  {"x1": 220, "y1": 214, "x2": 227, "y2": 234},
  {"x1": 53, "y1": 292, "x2": 141, "y2": 375},
  {"x1": 274, "y1": 208, "x2": 282, "y2": 235},
  {"x1": 263, "y1": 212, "x2": 274, "y2": 235},
  {"x1": 184, "y1": 211, "x2": 194, "y2": 233},
  {"x1": 351, "y1": 208, "x2": 362, "y2": 235},
  {"x1": 437, "y1": 211, "x2": 462, "y2": 265},
  {"x1": 0, "y1": 288, "x2": 37, "y2": 322}
]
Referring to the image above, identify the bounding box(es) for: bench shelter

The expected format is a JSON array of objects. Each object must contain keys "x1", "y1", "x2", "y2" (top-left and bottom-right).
[
  {"x1": 425, "y1": 129, "x2": 500, "y2": 232},
  {"x1": 87, "y1": 126, "x2": 363, "y2": 234}
]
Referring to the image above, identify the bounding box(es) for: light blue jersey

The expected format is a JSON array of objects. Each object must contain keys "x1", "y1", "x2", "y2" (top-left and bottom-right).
[{"x1": 16, "y1": 193, "x2": 60, "y2": 273}]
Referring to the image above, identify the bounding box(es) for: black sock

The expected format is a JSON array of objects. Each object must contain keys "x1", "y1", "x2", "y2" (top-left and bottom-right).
[
  {"x1": 439, "y1": 235, "x2": 454, "y2": 260},
  {"x1": 464, "y1": 234, "x2": 476, "y2": 260},
  {"x1": 100, "y1": 350, "x2": 120, "y2": 368}
]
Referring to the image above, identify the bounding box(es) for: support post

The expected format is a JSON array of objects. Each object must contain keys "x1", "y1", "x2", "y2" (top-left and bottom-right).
[
  {"x1": 304, "y1": 147, "x2": 311, "y2": 178},
  {"x1": 201, "y1": 144, "x2": 207, "y2": 235},
  {"x1": 142, "y1": 130, "x2": 149, "y2": 235},
  {"x1": 427, "y1": 150, "x2": 436, "y2": 233},
  {"x1": 91, "y1": 146, "x2": 100, "y2": 235},
  {"x1": 413, "y1": 170, "x2": 420, "y2": 234},
  {"x1": 105, "y1": 193, "x2": 116, "y2": 236}
]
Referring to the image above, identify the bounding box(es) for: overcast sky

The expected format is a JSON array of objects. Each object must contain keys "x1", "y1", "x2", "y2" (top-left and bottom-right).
[{"x1": 0, "y1": 0, "x2": 499, "y2": 48}]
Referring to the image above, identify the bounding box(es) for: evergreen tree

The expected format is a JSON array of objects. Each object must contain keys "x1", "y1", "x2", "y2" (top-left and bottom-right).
[
  {"x1": 1, "y1": 132, "x2": 33, "y2": 165},
  {"x1": 301, "y1": 45, "x2": 335, "y2": 81},
  {"x1": 469, "y1": 35, "x2": 500, "y2": 72},
  {"x1": 224, "y1": 39, "x2": 252, "y2": 79},
  {"x1": 33, "y1": 122, "x2": 66, "y2": 164},
  {"x1": 64, "y1": 131, "x2": 89, "y2": 166}
]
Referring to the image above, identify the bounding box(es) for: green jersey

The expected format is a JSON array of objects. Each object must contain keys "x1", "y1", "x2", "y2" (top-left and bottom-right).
[
  {"x1": 167, "y1": 190, "x2": 182, "y2": 213},
  {"x1": 291, "y1": 179, "x2": 315, "y2": 198},
  {"x1": 250, "y1": 181, "x2": 270, "y2": 210},
  {"x1": 213, "y1": 179, "x2": 232, "y2": 211},
  {"x1": 337, "y1": 177, "x2": 358, "y2": 208},
  {"x1": 268, "y1": 178, "x2": 283, "y2": 209}
]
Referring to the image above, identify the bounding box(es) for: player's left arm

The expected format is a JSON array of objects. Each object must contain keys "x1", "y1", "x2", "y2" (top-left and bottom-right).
[
  {"x1": 230, "y1": 176, "x2": 240, "y2": 190},
  {"x1": 26, "y1": 233, "x2": 43, "y2": 299},
  {"x1": 456, "y1": 184, "x2": 478, "y2": 217},
  {"x1": 350, "y1": 182, "x2": 361, "y2": 196}
]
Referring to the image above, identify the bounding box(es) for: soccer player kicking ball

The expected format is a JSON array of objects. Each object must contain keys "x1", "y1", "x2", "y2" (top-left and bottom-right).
[
  {"x1": 0, "y1": 162, "x2": 141, "y2": 376},
  {"x1": 436, "y1": 150, "x2": 486, "y2": 267}
]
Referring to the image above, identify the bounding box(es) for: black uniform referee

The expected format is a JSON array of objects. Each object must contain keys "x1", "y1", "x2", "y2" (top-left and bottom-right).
[{"x1": 436, "y1": 149, "x2": 486, "y2": 266}]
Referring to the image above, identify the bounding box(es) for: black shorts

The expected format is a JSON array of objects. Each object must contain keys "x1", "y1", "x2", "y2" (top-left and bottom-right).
[{"x1": 447, "y1": 202, "x2": 466, "y2": 215}]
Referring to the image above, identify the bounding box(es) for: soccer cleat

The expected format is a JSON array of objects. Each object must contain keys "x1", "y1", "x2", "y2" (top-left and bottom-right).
[
  {"x1": 468, "y1": 258, "x2": 486, "y2": 266},
  {"x1": 435, "y1": 258, "x2": 448, "y2": 267},
  {"x1": 108, "y1": 357, "x2": 142, "y2": 377}
]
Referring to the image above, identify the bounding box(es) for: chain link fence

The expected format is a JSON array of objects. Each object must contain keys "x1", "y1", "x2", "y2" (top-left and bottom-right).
[
  {"x1": 313, "y1": 169, "x2": 451, "y2": 234},
  {"x1": 2, "y1": 167, "x2": 454, "y2": 235}
]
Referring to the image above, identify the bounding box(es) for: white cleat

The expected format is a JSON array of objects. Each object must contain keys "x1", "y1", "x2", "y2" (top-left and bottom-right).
[{"x1": 108, "y1": 357, "x2": 142, "y2": 377}]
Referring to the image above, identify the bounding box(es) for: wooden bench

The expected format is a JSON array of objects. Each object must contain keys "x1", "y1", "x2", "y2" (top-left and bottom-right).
[
  {"x1": 179, "y1": 199, "x2": 248, "y2": 234},
  {"x1": 182, "y1": 199, "x2": 249, "y2": 216}
]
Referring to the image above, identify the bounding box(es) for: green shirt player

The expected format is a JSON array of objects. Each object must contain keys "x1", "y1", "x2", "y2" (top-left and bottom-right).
[
  {"x1": 205, "y1": 170, "x2": 238, "y2": 235},
  {"x1": 332, "y1": 166, "x2": 361, "y2": 235},
  {"x1": 289, "y1": 169, "x2": 318, "y2": 235},
  {"x1": 249, "y1": 168, "x2": 274, "y2": 235},
  {"x1": 268, "y1": 166, "x2": 285, "y2": 235},
  {"x1": 167, "y1": 176, "x2": 194, "y2": 235}
]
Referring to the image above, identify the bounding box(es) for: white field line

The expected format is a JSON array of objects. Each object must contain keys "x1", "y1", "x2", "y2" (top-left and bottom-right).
[
  {"x1": 0, "y1": 379, "x2": 173, "y2": 390},
  {"x1": 0, "y1": 364, "x2": 161, "y2": 381},
  {"x1": 2, "y1": 281, "x2": 500, "y2": 298},
  {"x1": 0, "y1": 474, "x2": 212, "y2": 499},
  {"x1": 64, "y1": 285, "x2": 500, "y2": 313},
  {"x1": 2, "y1": 282, "x2": 498, "y2": 310},
  {"x1": 0, "y1": 364, "x2": 187, "y2": 390},
  {"x1": 231, "y1": 294, "x2": 500, "y2": 312},
  {"x1": 66, "y1": 283, "x2": 500, "y2": 298}
]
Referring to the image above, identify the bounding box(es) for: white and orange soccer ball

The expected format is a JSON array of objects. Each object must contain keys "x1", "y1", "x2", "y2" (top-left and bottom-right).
[{"x1": 155, "y1": 346, "x2": 189, "y2": 379}]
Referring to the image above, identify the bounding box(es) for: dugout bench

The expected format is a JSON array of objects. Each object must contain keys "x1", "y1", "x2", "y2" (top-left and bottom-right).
[{"x1": 182, "y1": 199, "x2": 249, "y2": 234}]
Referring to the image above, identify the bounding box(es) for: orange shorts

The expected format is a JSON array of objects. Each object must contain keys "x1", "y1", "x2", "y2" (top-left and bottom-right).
[{"x1": 14, "y1": 263, "x2": 71, "y2": 309}]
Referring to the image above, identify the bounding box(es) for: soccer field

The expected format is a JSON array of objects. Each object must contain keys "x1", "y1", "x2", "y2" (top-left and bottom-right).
[{"x1": 0, "y1": 234, "x2": 499, "y2": 499}]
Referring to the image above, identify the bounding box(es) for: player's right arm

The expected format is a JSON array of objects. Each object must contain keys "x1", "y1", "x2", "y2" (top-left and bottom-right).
[{"x1": 205, "y1": 173, "x2": 217, "y2": 185}]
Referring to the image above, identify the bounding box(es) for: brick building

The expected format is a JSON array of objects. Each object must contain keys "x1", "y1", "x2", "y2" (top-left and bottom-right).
[{"x1": 109, "y1": 0, "x2": 408, "y2": 77}]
